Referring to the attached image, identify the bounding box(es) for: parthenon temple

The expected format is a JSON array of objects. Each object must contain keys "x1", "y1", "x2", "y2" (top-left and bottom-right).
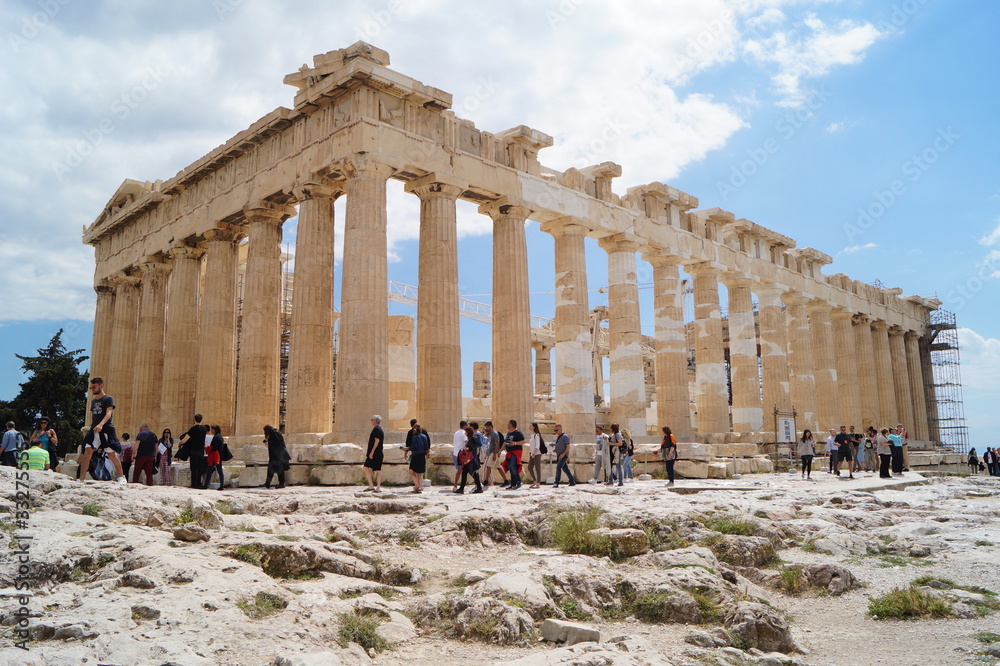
[{"x1": 83, "y1": 42, "x2": 945, "y2": 474}]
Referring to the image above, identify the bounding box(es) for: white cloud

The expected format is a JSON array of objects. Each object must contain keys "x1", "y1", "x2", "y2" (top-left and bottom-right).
[
  {"x1": 981, "y1": 250, "x2": 1000, "y2": 279},
  {"x1": 840, "y1": 242, "x2": 879, "y2": 254},
  {"x1": 825, "y1": 118, "x2": 857, "y2": 133},
  {"x1": 979, "y1": 220, "x2": 1000, "y2": 246},
  {"x1": 957, "y1": 328, "x2": 1000, "y2": 391}
]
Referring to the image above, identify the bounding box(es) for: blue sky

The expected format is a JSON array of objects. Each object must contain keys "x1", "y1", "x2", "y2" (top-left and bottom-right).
[{"x1": 1, "y1": 0, "x2": 997, "y2": 445}]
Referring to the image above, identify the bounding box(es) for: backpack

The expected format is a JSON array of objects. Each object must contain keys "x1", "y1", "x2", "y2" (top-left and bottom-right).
[
  {"x1": 89, "y1": 449, "x2": 114, "y2": 481},
  {"x1": 538, "y1": 434, "x2": 547, "y2": 455}
]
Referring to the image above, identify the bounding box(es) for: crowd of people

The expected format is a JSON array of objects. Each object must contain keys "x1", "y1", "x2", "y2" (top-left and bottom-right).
[{"x1": 797, "y1": 423, "x2": 911, "y2": 480}]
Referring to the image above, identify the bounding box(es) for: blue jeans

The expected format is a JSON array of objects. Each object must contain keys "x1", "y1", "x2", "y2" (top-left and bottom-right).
[
  {"x1": 622, "y1": 453, "x2": 634, "y2": 479},
  {"x1": 554, "y1": 456, "x2": 575, "y2": 485},
  {"x1": 204, "y1": 464, "x2": 224, "y2": 489},
  {"x1": 665, "y1": 459, "x2": 675, "y2": 483}
]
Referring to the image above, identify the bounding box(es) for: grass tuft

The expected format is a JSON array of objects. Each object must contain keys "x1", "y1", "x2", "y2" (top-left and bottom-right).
[
  {"x1": 81, "y1": 502, "x2": 103, "y2": 517},
  {"x1": 173, "y1": 508, "x2": 195, "y2": 525},
  {"x1": 337, "y1": 608, "x2": 392, "y2": 653},
  {"x1": 549, "y1": 507, "x2": 621, "y2": 560},
  {"x1": 236, "y1": 591, "x2": 287, "y2": 619},
  {"x1": 232, "y1": 544, "x2": 263, "y2": 568},
  {"x1": 868, "y1": 587, "x2": 952, "y2": 620}
]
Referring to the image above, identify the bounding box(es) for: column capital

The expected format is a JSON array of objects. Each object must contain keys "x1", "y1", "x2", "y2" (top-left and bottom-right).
[
  {"x1": 169, "y1": 243, "x2": 206, "y2": 261},
  {"x1": 95, "y1": 279, "x2": 115, "y2": 295},
  {"x1": 539, "y1": 216, "x2": 591, "y2": 238},
  {"x1": 478, "y1": 197, "x2": 534, "y2": 221},
  {"x1": 343, "y1": 152, "x2": 396, "y2": 180},
  {"x1": 597, "y1": 233, "x2": 640, "y2": 254},
  {"x1": 888, "y1": 324, "x2": 906, "y2": 337},
  {"x1": 721, "y1": 272, "x2": 754, "y2": 288},
  {"x1": 754, "y1": 284, "x2": 785, "y2": 302},
  {"x1": 404, "y1": 173, "x2": 466, "y2": 200},
  {"x1": 871, "y1": 319, "x2": 890, "y2": 332},
  {"x1": 292, "y1": 179, "x2": 345, "y2": 202},
  {"x1": 781, "y1": 291, "x2": 811, "y2": 307},
  {"x1": 685, "y1": 261, "x2": 722, "y2": 278},
  {"x1": 243, "y1": 200, "x2": 296, "y2": 224},
  {"x1": 203, "y1": 224, "x2": 245, "y2": 244},
  {"x1": 904, "y1": 329, "x2": 922, "y2": 341},
  {"x1": 111, "y1": 271, "x2": 141, "y2": 287},
  {"x1": 643, "y1": 251, "x2": 685, "y2": 268},
  {"x1": 139, "y1": 256, "x2": 172, "y2": 275},
  {"x1": 807, "y1": 298, "x2": 834, "y2": 313},
  {"x1": 830, "y1": 307, "x2": 854, "y2": 321}
]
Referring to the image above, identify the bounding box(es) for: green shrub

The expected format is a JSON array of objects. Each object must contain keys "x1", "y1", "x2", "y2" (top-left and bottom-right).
[
  {"x1": 691, "y1": 589, "x2": 724, "y2": 624},
  {"x1": 976, "y1": 632, "x2": 1000, "y2": 644},
  {"x1": 216, "y1": 501, "x2": 232, "y2": 515},
  {"x1": 549, "y1": 507, "x2": 621, "y2": 560},
  {"x1": 338, "y1": 608, "x2": 392, "y2": 652},
  {"x1": 232, "y1": 544, "x2": 263, "y2": 568},
  {"x1": 868, "y1": 587, "x2": 952, "y2": 620},
  {"x1": 173, "y1": 508, "x2": 195, "y2": 525},
  {"x1": 236, "y1": 591, "x2": 287, "y2": 619},
  {"x1": 558, "y1": 596, "x2": 591, "y2": 621},
  {"x1": 81, "y1": 502, "x2": 103, "y2": 517},
  {"x1": 633, "y1": 591, "x2": 674, "y2": 623},
  {"x1": 777, "y1": 565, "x2": 805, "y2": 595},
  {"x1": 698, "y1": 513, "x2": 756, "y2": 536},
  {"x1": 397, "y1": 528, "x2": 419, "y2": 547}
]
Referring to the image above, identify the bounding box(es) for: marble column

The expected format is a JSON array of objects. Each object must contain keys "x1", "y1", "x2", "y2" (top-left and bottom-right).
[
  {"x1": 87, "y1": 280, "x2": 116, "y2": 427},
  {"x1": 600, "y1": 235, "x2": 646, "y2": 435},
  {"x1": 688, "y1": 263, "x2": 729, "y2": 435},
  {"x1": 920, "y1": 339, "x2": 940, "y2": 441},
  {"x1": 853, "y1": 314, "x2": 880, "y2": 429},
  {"x1": 131, "y1": 258, "x2": 171, "y2": 430},
  {"x1": 405, "y1": 176, "x2": 464, "y2": 434},
  {"x1": 234, "y1": 202, "x2": 294, "y2": 436},
  {"x1": 757, "y1": 286, "x2": 792, "y2": 427},
  {"x1": 649, "y1": 255, "x2": 692, "y2": 438},
  {"x1": 871, "y1": 320, "x2": 897, "y2": 428},
  {"x1": 197, "y1": 226, "x2": 242, "y2": 435},
  {"x1": 724, "y1": 275, "x2": 762, "y2": 435},
  {"x1": 533, "y1": 342, "x2": 552, "y2": 396},
  {"x1": 783, "y1": 293, "x2": 817, "y2": 433},
  {"x1": 481, "y1": 199, "x2": 533, "y2": 429},
  {"x1": 336, "y1": 156, "x2": 395, "y2": 434},
  {"x1": 542, "y1": 220, "x2": 595, "y2": 438},
  {"x1": 808, "y1": 300, "x2": 841, "y2": 432},
  {"x1": 285, "y1": 182, "x2": 342, "y2": 434},
  {"x1": 889, "y1": 326, "x2": 915, "y2": 434},
  {"x1": 109, "y1": 272, "x2": 140, "y2": 434},
  {"x1": 905, "y1": 331, "x2": 930, "y2": 441},
  {"x1": 388, "y1": 315, "x2": 416, "y2": 430},
  {"x1": 832, "y1": 309, "x2": 862, "y2": 428},
  {"x1": 161, "y1": 244, "x2": 204, "y2": 434}
]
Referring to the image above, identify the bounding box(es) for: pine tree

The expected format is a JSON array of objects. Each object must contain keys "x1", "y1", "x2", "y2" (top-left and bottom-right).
[{"x1": 3, "y1": 330, "x2": 89, "y2": 455}]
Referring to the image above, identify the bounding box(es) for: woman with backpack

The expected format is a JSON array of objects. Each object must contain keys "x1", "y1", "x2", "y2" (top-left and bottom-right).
[
  {"x1": 968, "y1": 447, "x2": 979, "y2": 474},
  {"x1": 527, "y1": 422, "x2": 545, "y2": 489}
]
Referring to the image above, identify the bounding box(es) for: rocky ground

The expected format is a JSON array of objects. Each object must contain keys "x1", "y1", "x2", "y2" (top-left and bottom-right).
[{"x1": 2, "y1": 466, "x2": 1000, "y2": 666}]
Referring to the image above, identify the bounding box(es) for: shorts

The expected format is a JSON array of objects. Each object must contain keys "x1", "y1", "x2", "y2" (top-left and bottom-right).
[
  {"x1": 364, "y1": 456, "x2": 383, "y2": 471},
  {"x1": 488, "y1": 452, "x2": 505, "y2": 470},
  {"x1": 408, "y1": 454, "x2": 426, "y2": 475},
  {"x1": 84, "y1": 428, "x2": 122, "y2": 454},
  {"x1": 839, "y1": 450, "x2": 852, "y2": 462},
  {"x1": 452, "y1": 454, "x2": 462, "y2": 470}
]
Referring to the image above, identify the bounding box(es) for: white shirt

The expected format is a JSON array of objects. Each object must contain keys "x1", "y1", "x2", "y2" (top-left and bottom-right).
[
  {"x1": 453, "y1": 429, "x2": 466, "y2": 456},
  {"x1": 530, "y1": 433, "x2": 541, "y2": 455}
]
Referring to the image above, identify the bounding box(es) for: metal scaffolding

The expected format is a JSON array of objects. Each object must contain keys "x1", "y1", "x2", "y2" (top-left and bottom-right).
[{"x1": 925, "y1": 309, "x2": 970, "y2": 452}]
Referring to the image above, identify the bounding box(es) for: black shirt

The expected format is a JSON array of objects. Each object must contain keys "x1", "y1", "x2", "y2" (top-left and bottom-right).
[
  {"x1": 90, "y1": 395, "x2": 116, "y2": 429},
  {"x1": 186, "y1": 424, "x2": 208, "y2": 456},
  {"x1": 367, "y1": 426, "x2": 384, "y2": 458},
  {"x1": 135, "y1": 429, "x2": 158, "y2": 457},
  {"x1": 834, "y1": 433, "x2": 853, "y2": 451}
]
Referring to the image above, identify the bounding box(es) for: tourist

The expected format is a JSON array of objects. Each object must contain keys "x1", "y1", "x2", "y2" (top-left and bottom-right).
[
  {"x1": 178, "y1": 414, "x2": 209, "y2": 489},
  {"x1": 797, "y1": 429, "x2": 815, "y2": 479},
  {"x1": 862, "y1": 427, "x2": 877, "y2": 472},
  {"x1": 825, "y1": 429, "x2": 838, "y2": 474},
  {"x1": 157, "y1": 428, "x2": 174, "y2": 485},
  {"x1": 527, "y1": 422, "x2": 544, "y2": 489},
  {"x1": 621, "y1": 428, "x2": 635, "y2": 483},
  {"x1": 119, "y1": 432, "x2": 133, "y2": 481},
  {"x1": 456, "y1": 425, "x2": 483, "y2": 494},
  {"x1": 835, "y1": 426, "x2": 854, "y2": 479},
  {"x1": 363, "y1": 415, "x2": 384, "y2": 493},
  {"x1": 2, "y1": 421, "x2": 24, "y2": 467},
  {"x1": 481, "y1": 421, "x2": 505, "y2": 488},
  {"x1": 607, "y1": 423, "x2": 624, "y2": 487},
  {"x1": 452, "y1": 420, "x2": 468, "y2": 491},
  {"x1": 589, "y1": 425, "x2": 609, "y2": 484},
  {"x1": 968, "y1": 447, "x2": 979, "y2": 474},
  {"x1": 76, "y1": 378, "x2": 127, "y2": 484},
  {"x1": 551, "y1": 423, "x2": 575, "y2": 488},
  {"x1": 888, "y1": 427, "x2": 905, "y2": 475},
  {"x1": 660, "y1": 426, "x2": 677, "y2": 486},
  {"x1": 897, "y1": 423, "x2": 910, "y2": 471},
  {"x1": 19, "y1": 437, "x2": 48, "y2": 471},
  {"x1": 503, "y1": 419, "x2": 525, "y2": 490},
  {"x1": 848, "y1": 426, "x2": 861, "y2": 471},
  {"x1": 984, "y1": 447, "x2": 995, "y2": 476},
  {"x1": 877, "y1": 428, "x2": 892, "y2": 478},
  {"x1": 30, "y1": 417, "x2": 59, "y2": 471},
  {"x1": 262, "y1": 424, "x2": 289, "y2": 489},
  {"x1": 203, "y1": 425, "x2": 226, "y2": 490},
  {"x1": 132, "y1": 424, "x2": 158, "y2": 486},
  {"x1": 404, "y1": 421, "x2": 429, "y2": 493}
]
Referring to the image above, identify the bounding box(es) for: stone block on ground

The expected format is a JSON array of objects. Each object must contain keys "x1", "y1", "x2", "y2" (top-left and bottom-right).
[
  {"x1": 540, "y1": 618, "x2": 600, "y2": 645},
  {"x1": 707, "y1": 462, "x2": 734, "y2": 478},
  {"x1": 318, "y1": 443, "x2": 365, "y2": 463},
  {"x1": 674, "y1": 460, "x2": 709, "y2": 479}
]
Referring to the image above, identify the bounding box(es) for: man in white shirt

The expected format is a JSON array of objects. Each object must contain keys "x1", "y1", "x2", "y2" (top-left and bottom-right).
[
  {"x1": 825, "y1": 429, "x2": 838, "y2": 474},
  {"x1": 590, "y1": 425, "x2": 609, "y2": 483},
  {"x1": 452, "y1": 420, "x2": 468, "y2": 490}
]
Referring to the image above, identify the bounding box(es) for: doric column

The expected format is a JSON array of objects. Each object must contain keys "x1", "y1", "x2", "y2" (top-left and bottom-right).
[
  {"x1": 688, "y1": 262, "x2": 729, "y2": 435},
  {"x1": 87, "y1": 279, "x2": 116, "y2": 427},
  {"x1": 108, "y1": 272, "x2": 140, "y2": 433},
  {"x1": 388, "y1": 315, "x2": 416, "y2": 430},
  {"x1": 131, "y1": 258, "x2": 171, "y2": 430},
  {"x1": 920, "y1": 338, "x2": 940, "y2": 441},
  {"x1": 336, "y1": 155, "x2": 395, "y2": 434},
  {"x1": 905, "y1": 331, "x2": 929, "y2": 440},
  {"x1": 723, "y1": 275, "x2": 762, "y2": 435},
  {"x1": 599, "y1": 234, "x2": 646, "y2": 436},
  {"x1": 871, "y1": 319, "x2": 897, "y2": 428},
  {"x1": 853, "y1": 314, "x2": 880, "y2": 429},
  {"x1": 481, "y1": 198, "x2": 533, "y2": 429},
  {"x1": 161, "y1": 243, "x2": 205, "y2": 434},
  {"x1": 783, "y1": 292, "x2": 818, "y2": 433},
  {"x1": 533, "y1": 342, "x2": 552, "y2": 396},
  {"x1": 197, "y1": 225, "x2": 242, "y2": 435},
  {"x1": 832, "y1": 309, "x2": 861, "y2": 428},
  {"x1": 234, "y1": 202, "x2": 294, "y2": 435},
  {"x1": 757, "y1": 286, "x2": 792, "y2": 424},
  {"x1": 285, "y1": 181, "x2": 343, "y2": 434},
  {"x1": 542, "y1": 219, "x2": 595, "y2": 438},
  {"x1": 405, "y1": 175, "x2": 464, "y2": 434},
  {"x1": 648, "y1": 254, "x2": 692, "y2": 438},
  {"x1": 808, "y1": 300, "x2": 841, "y2": 432},
  {"x1": 889, "y1": 326, "x2": 915, "y2": 434}
]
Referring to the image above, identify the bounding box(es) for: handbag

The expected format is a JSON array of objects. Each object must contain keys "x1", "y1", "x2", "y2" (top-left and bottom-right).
[
  {"x1": 539, "y1": 438, "x2": 547, "y2": 455},
  {"x1": 458, "y1": 449, "x2": 474, "y2": 466}
]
